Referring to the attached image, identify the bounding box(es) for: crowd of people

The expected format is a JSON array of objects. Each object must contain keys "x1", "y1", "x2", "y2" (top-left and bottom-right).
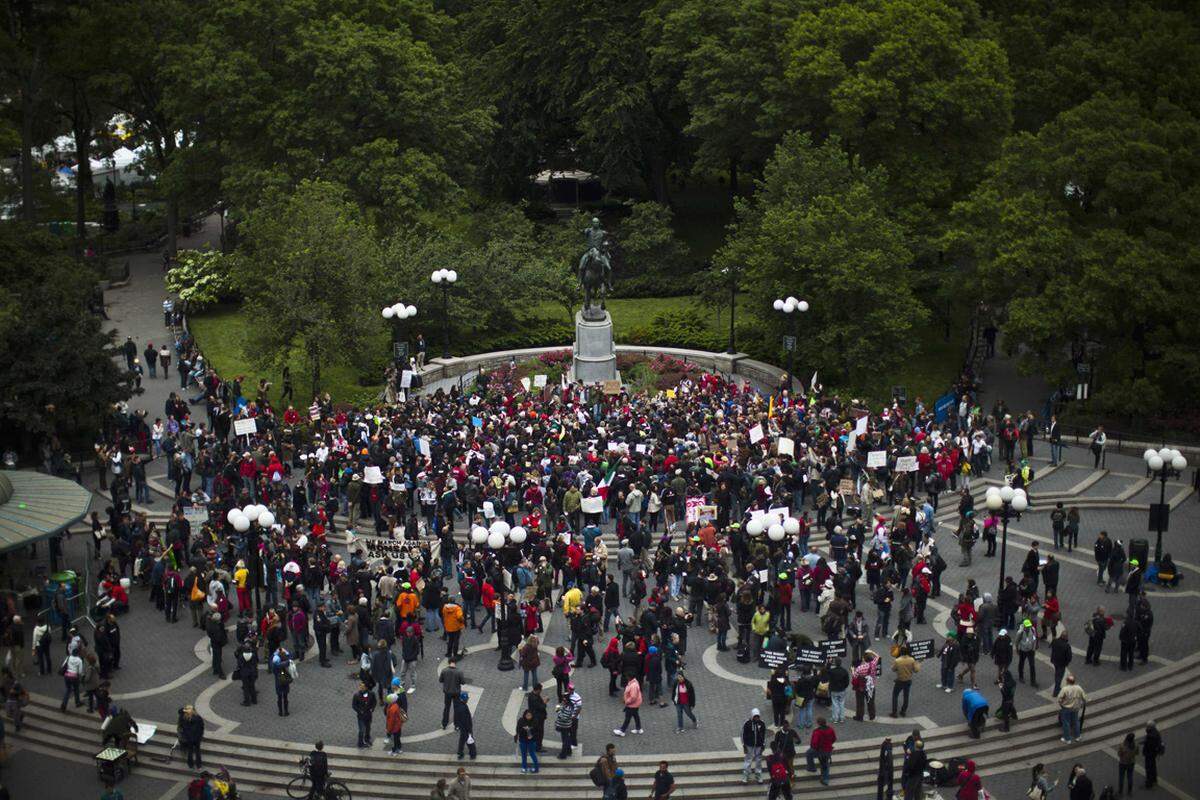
[{"x1": 3, "y1": 315, "x2": 1176, "y2": 800}]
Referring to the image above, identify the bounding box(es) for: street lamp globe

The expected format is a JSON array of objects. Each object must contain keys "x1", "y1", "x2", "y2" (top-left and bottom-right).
[
  {"x1": 431, "y1": 269, "x2": 443, "y2": 284},
  {"x1": 1012, "y1": 490, "x2": 1028, "y2": 513},
  {"x1": 986, "y1": 493, "x2": 1003, "y2": 512},
  {"x1": 797, "y1": 300, "x2": 810, "y2": 312},
  {"x1": 405, "y1": 304, "x2": 416, "y2": 317},
  {"x1": 1172, "y1": 454, "x2": 1188, "y2": 471},
  {"x1": 773, "y1": 299, "x2": 785, "y2": 311},
  {"x1": 382, "y1": 305, "x2": 395, "y2": 319},
  {"x1": 999, "y1": 485, "x2": 1015, "y2": 503},
  {"x1": 1148, "y1": 455, "x2": 1164, "y2": 472},
  {"x1": 1158, "y1": 447, "x2": 1173, "y2": 462},
  {"x1": 1144, "y1": 448, "x2": 1157, "y2": 462},
  {"x1": 446, "y1": 270, "x2": 458, "y2": 283}
]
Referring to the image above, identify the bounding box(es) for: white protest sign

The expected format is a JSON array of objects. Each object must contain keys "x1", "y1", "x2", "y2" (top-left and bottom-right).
[
  {"x1": 846, "y1": 432, "x2": 857, "y2": 452},
  {"x1": 748, "y1": 424, "x2": 765, "y2": 444},
  {"x1": 400, "y1": 370, "x2": 414, "y2": 388},
  {"x1": 867, "y1": 450, "x2": 887, "y2": 469},
  {"x1": 183, "y1": 506, "x2": 209, "y2": 527},
  {"x1": 482, "y1": 501, "x2": 496, "y2": 519},
  {"x1": 581, "y1": 495, "x2": 604, "y2": 514},
  {"x1": 777, "y1": 437, "x2": 795, "y2": 456},
  {"x1": 362, "y1": 466, "x2": 384, "y2": 485},
  {"x1": 854, "y1": 415, "x2": 869, "y2": 436},
  {"x1": 895, "y1": 455, "x2": 919, "y2": 472},
  {"x1": 418, "y1": 438, "x2": 431, "y2": 457},
  {"x1": 635, "y1": 443, "x2": 647, "y2": 454},
  {"x1": 533, "y1": 374, "x2": 548, "y2": 388},
  {"x1": 233, "y1": 417, "x2": 257, "y2": 437},
  {"x1": 767, "y1": 505, "x2": 790, "y2": 525}
]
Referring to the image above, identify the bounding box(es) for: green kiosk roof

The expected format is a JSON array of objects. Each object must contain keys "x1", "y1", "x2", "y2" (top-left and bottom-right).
[{"x1": 0, "y1": 470, "x2": 93, "y2": 552}]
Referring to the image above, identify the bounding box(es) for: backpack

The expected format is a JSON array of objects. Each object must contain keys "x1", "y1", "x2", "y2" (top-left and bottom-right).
[
  {"x1": 770, "y1": 760, "x2": 789, "y2": 783},
  {"x1": 589, "y1": 758, "x2": 610, "y2": 788}
]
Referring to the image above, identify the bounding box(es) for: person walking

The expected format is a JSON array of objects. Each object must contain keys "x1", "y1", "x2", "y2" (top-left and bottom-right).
[
  {"x1": 1115, "y1": 732, "x2": 1136, "y2": 795},
  {"x1": 767, "y1": 745, "x2": 793, "y2": 800},
  {"x1": 1051, "y1": 631, "x2": 1073, "y2": 695},
  {"x1": 453, "y1": 691, "x2": 477, "y2": 760},
  {"x1": 1068, "y1": 765, "x2": 1093, "y2": 800},
  {"x1": 177, "y1": 705, "x2": 206, "y2": 769},
  {"x1": 1017, "y1": 618, "x2": 1039, "y2": 687},
  {"x1": 385, "y1": 692, "x2": 407, "y2": 755},
  {"x1": 352, "y1": 681, "x2": 377, "y2": 748},
  {"x1": 271, "y1": 646, "x2": 293, "y2": 716},
  {"x1": 519, "y1": 635, "x2": 540, "y2": 691},
  {"x1": 447, "y1": 766, "x2": 471, "y2": 800},
  {"x1": 890, "y1": 646, "x2": 919, "y2": 717},
  {"x1": 805, "y1": 716, "x2": 837, "y2": 786},
  {"x1": 742, "y1": 708, "x2": 767, "y2": 783},
  {"x1": 59, "y1": 649, "x2": 83, "y2": 710},
  {"x1": 1142, "y1": 721, "x2": 1164, "y2": 788},
  {"x1": 671, "y1": 672, "x2": 698, "y2": 732},
  {"x1": 612, "y1": 675, "x2": 643, "y2": 736},
  {"x1": 1057, "y1": 675, "x2": 1086, "y2": 744},
  {"x1": 515, "y1": 709, "x2": 539, "y2": 773},
  {"x1": 1029, "y1": 763, "x2": 1057, "y2": 799}
]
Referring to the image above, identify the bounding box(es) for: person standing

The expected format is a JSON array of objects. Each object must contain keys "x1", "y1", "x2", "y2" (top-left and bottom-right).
[
  {"x1": 452, "y1": 691, "x2": 477, "y2": 760},
  {"x1": 1084, "y1": 607, "x2": 1109, "y2": 665},
  {"x1": 177, "y1": 705, "x2": 205, "y2": 769},
  {"x1": 526, "y1": 683, "x2": 547, "y2": 752},
  {"x1": 206, "y1": 612, "x2": 227, "y2": 679},
  {"x1": 442, "y1": 596, "x2": 465, "y2": 660},
  {"x1": 1115, "y1": 732, "x2": 1137, "y2": 795},
  {"x1": 805, "y1": 716, "x2": 836, "y2": 786},
  {"x1": 1068, "y1": 764, "x2": 1093, "y2": 800},
  {"x1": 352, "y1": 681, "x2": 377, "y2": 748},
  {"x1": 742, "y1": 708, "x2": 767, "y2": 783},
  {"x1": 1093, "y1": 532, "x2": 1113, "y2": 585},
  {"x1": 876, "y1": 738, "x2": 894, "y2": 800},
  {"x1": 1088, "y1": 426, "x2": 1106, "y2": 468},
  {"x1": 385, "y1": 692, "x2": 407, "y2": 755},
  {"x1": 59, "y1": 649, "x2": 83, "y2": 710},
  {"x1": 1048, "y1": 416, "x2": 1062, "y2": 465},
  {"x1": 900, "y1": 736, "x2": 927, "y2": 800},
  {"x1": 370, "y1": 641, "x2": 396, "y2": 704},
  {"x1": 1017, "y1": 618, "x2": 1039, "y2": 687},
  {"x1": 1057, "y1": 675, "x2": 1086, "y2": 744},
  {"x1": 515, "y1": 709, "x2": 539, "y2": 773},
  {"x1": 1050, "y1": 632, "x2": 1073, "y2": 695},
  {"x1": 440, "y1": 659, "x2": 465, "y2": 728},
  {"x1": 890, "y1": 646, "x2": 919, "y2": 717},
  {"x1": 235, "y1": 639, "x2": 258, "y2": 706},
  {"x1": 649, "y1": 761, "x2": 676, "y2": 800},
  {"x1": 1029, "y1": 763, "x2": 1057, "y2": 799},
  {"x1": 1142, "y1": 721, "x2": 1164, "y2": 788},
  {"x1": 271, "y1": 645, "x2": 293, "y2": 716}
]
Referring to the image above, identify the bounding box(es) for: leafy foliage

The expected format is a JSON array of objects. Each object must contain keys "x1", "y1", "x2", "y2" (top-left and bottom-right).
[
  {"x1": 165, "y1": 248, "x2": 237, "y2": 310},
  {"x1": 0, "y1": 225, "x2": 132, "y2": 438},
  {"x1": 718, "y1": 133, "x2": 927, "y2": 389}
]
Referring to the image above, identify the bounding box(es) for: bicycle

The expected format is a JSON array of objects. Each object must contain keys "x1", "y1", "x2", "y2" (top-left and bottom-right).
[{"x1": 287, "y1": 757, "x2": 352, "y2": 800}]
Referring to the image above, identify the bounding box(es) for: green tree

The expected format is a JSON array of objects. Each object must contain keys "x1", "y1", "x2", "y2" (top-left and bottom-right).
[
  {"x1": 945, "y1": 92, "x2": 1200, "y2": 417},
  {"x1": 0, "y1": 225, "x2": 132, "y2": 441},
  {"x1": 718, "y1": 133, "x2": 926, "y2": 388},
  {"x1": 770, "y1": 0, "x2": 1013, "y2": 240},
  {"x1": 234, "y1": 180, "x2": 384, "y2": 396}
]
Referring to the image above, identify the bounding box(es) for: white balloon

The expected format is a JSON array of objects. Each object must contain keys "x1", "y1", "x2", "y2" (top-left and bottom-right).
[
  {"x1": 258, "y1": 511, "x2": 275, "y2": 528},
  {"x1": 509, "y1": 526, "x2": 527, "y2": 544},
  {"x1": 489, "y1": 520, "x2": 511, "y2": 538},
  {"x1": 487, "y1": 531, "x2": 506, "y2": 549},
  {"x1": 783, "y1": 517, "x2": 800, "y2": 535},
  {"x1": 232, "y1": 514, "x2": 250, "y2": 532},
  {"x1": 767, "y1": 523, "x2": 785, "y2": 541},
  {"x1": 746, "y1": 519, "x2": 764, "y2": 537},
  {"x1": 470, "y1": 526, "x2": 489, "y2": 545}
]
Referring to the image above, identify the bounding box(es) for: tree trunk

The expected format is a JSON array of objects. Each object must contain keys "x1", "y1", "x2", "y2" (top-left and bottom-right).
[
  {"x1": 20, "y1": 84, "x2": 37, "y2": 222},
  {"x1": 74, "y1": 121, "x2": 93, "y2": 247}
]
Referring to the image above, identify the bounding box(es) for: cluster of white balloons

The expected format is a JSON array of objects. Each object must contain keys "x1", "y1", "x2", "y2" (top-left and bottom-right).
[
  {"x1": 744, "y1": 515, "x2": 801, "y2": 542},
  {"x1": 985, "y1": 484, "x2": 1028, "y2": 512},
  {"x1": 1144, "y1": 447, "x2": 1187, "y2": 473},
  {"x1": 469, "y1": 520, "x2": 528, "y2": 549},
  {"x1": 381, "y1": 302, "x2": 417, "y2": 319},
  {"x1": 226, "y1": 504, "x2": 276, "y2": 532}
]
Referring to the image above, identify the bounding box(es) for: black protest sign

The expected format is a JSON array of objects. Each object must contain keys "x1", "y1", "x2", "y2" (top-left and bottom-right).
[
  {"x1": 760, "y1": 649, "x2": 788, "y2": 668},
  {"x1": 819, "y1": 639, "x2": 848, "y2": 658},
  {"x1": 908, "y1": 639, "x2": 936, "y2": 661},
  {"x1": 793, "y1": 647, "x2": 825, "y2": 666}
]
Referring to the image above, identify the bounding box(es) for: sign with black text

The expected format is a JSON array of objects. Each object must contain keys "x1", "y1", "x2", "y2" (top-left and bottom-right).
[{"x1": 908, "y1": 638, "x2": 936, "y2": 661}]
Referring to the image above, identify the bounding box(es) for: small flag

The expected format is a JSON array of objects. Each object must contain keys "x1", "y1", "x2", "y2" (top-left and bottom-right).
[{"x1": 597, "y1": 463, "x2": 618, "y2": 500}]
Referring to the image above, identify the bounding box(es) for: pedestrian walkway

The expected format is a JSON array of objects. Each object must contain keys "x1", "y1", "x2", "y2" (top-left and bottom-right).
[{"x1": 978, "y1": 334, "x2": 1051, "y2": 419}]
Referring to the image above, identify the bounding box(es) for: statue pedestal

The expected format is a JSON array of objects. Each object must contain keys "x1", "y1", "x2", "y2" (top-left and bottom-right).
[{"x1": 573, "y1": 309, "x2": 617, "y2": 383}]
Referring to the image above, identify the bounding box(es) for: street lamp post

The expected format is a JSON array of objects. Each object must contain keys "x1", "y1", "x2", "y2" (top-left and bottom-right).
[
  {"x1": 430, "y1": 269, "x2": 458, "y2": 359},
  {"x1": 1143, "y1": 447, "x2": 1188, "y2": 563},
  {"x1": 381, "y1": 302, "x2": 417, "y2": 365},
  {"x1": 721, "y1": 266, "x2": 739, "y2": 354},
  {"x1": 772, "y1": 296, "x2": 809, "y2": 398},
  {"x1": 986, "y1": 484, "x2": 1028, "y2": 596}
]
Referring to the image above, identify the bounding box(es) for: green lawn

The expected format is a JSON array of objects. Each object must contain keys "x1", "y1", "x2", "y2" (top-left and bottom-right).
[{"x1": 187, "y1": 305, "x2": 382, "y2": 405}]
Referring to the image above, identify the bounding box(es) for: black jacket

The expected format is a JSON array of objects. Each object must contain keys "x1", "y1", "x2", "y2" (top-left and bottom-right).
[
  {"x1": 453, "y1": 697, "x2": 473, "y2": 732},
  {"x1": 178, "y1": 711, "x2": 205, "y2": 744},
  {"x1": 742, "y1": 717, "x2": 767, "y2": 748}
]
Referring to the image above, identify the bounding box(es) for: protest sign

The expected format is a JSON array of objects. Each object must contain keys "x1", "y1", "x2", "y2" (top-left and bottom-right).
[
  {"x1": 794, "y1": 647, "x2": 825, "y2": 666},
  {"x1": 838, "y1": 479, "x2": 856, "y2": 498},
  {"x1": 908, "y1": 639, "x2": 936, "y2": 660},
  {"x1": 309, "y1": 403, "x2": 321, "y2": 421},
  {"x1": 867, "y1": 450, "x2": 887, "y2": 469},
  {"x1": 520, "y1": 377, "x2": 531, "y2": 392},
  {"x1": 665, "y1": 389, "x2": 676, "y2": 399},
  {"x1": 895, "y1": 455, "x2": 919, "y2": 472},
  {"x1": 482, "y1": 501, "x2": 495, "y2": 519},
  {"x1": 635, "y1": 443, "x2": 647, "y2": 454},
  {"x1": 362, "y1": 466, "x2": 384, "y2": 485},
  {"x1": 533, "y1": 374, "x2": 548, "y2": 388},
  {"x1": 471, "y1": 416, "x2": 483, "y2": 428},
  {"x1": 233, "y1": 417, "x2": 257, "y2": 437},
  {"x1": 418, "y1": 438, "x2": 431, "y2": 457},
  {"x1": 581, "y1": 495, "x2": 604, "y2": 515},
  {"x1": 400, "y1": 370, "x2": 413, "y2": 389},
  {"x1": 760, "y1": 650, "x2": 788, "y2": 668},
  {"x1": 748, "y1": 424, "x2": 765, "y2": 444},
  {"x1": 603, "y1": 379, "x2": 622, "y2": 395},
  {"x1": 348, "y1": 532, "x2": 410, "y2": 562},
  {"x1": 777, "y1": 437, "x2": 795, "y2": 456},
  {"x1": 819, "y1": 639, "x2": 848, "y2": 659},
  {"x1": 685, "y1": 496, "x2": 706, "y2": 523},
  {"x1": 183, "y1": 506, "x2": 209, "y2": 528}
]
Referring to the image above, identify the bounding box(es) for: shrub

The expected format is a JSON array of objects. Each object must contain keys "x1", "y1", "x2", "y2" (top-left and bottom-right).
[
  {"x1": 625, "y1": 309, "x2": 723, "y2": 352},
  {"x1": 165, "y1": 248, "x2": 238, "y2": 310}
]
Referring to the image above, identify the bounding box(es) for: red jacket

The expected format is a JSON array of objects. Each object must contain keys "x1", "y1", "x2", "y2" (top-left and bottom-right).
[
  {"x1": 480, "y1": 581, "x2": 496, "y2": 610},
  {"x1": 809, "y1": 725, "x2": 837, "y2": 753}
]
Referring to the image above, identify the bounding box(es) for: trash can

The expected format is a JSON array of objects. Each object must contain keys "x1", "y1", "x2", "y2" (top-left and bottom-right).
[{"x1": 1128, "y1": 538, "x2": 1150, "y2": 566}]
